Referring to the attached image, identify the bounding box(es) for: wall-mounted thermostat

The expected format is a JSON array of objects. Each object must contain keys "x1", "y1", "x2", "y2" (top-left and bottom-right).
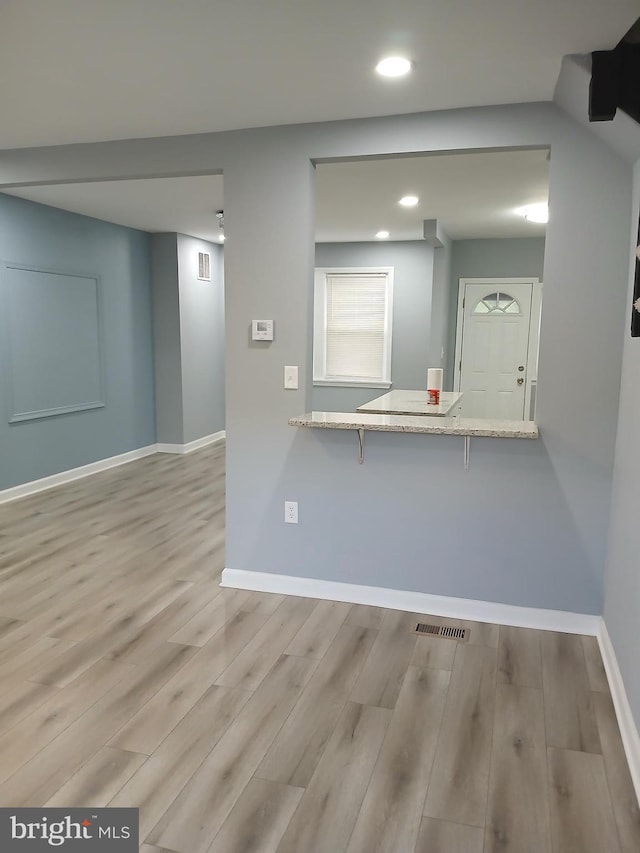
[{"x1": 252, "y1": 320, "x2": 274, "y2": 341}]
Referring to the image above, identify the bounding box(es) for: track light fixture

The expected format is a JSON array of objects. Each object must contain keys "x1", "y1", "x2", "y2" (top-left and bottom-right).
[{"x1": 216, "y1": 209, "x2": 225, "y2": 242}]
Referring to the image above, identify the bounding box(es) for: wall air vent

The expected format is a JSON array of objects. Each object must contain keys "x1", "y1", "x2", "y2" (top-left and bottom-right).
[
  {"x1": 198, "y1": 252, "x2": 211, "y2": 281},
  {"x1": 415, "y1": 622, "x2": 467, "y2": 641}
]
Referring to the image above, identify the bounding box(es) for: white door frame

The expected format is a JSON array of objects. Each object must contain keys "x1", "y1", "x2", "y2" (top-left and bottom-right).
[{"x1": 453, "y1": 277, "x2": 542, "y2": 420}]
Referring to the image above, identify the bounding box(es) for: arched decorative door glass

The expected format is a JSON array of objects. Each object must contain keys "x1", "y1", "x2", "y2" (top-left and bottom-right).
[{"x1": 473, "y1": 292, "x2": 521, "y2": 315}]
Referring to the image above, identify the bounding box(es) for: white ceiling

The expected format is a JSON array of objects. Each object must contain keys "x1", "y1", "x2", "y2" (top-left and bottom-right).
[
  {"x1": 1, "y1": 1, "x2": 624, "y2": 243},
  {"x1": 0, "y1": 0, "x2": 637, "y2": 151},
  {"x1": 315, "y1": 149, "x2": 549, "y2": 241},
  {"x1": 4, "y1": 148, "x2": 549, "y2": 243},
  {"x1": 4, "y1": 176, "x2": 226, "y2": 244}
]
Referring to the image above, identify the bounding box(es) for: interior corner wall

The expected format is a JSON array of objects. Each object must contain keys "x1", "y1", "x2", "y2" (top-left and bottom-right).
[
  {"x1": 0, "y1": 193, "x2": 155, "y2": 490},
  {"x1": 176, "y1": 234, "x2": 225, "y2": 443},
  {"x1": 151, "y1": 233, "x2": 183, "y2": 445},
  {"x1": 603, "y1": 156, "x2": 640, "y2": 731},
  {"x1": 445, "y1": 237, "x2": 547, "y2": 388},
  {"x1": 312, "y1": 241, "x2": 433, "y2": 411}
]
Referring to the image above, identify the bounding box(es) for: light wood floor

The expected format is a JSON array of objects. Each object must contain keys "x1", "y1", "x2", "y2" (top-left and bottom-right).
[{"x1": 0, "y1": 443, "x2": 638, "y2": 853}]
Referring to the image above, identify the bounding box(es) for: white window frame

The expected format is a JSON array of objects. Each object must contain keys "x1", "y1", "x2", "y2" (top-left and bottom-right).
[{"x1": 313, "y1": 266, "x2": 394, "y2": 388}]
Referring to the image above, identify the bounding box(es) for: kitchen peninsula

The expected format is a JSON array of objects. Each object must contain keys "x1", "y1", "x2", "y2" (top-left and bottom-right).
[{"x1": 356, "y1": 390, "x2": 463, "y2": 417}]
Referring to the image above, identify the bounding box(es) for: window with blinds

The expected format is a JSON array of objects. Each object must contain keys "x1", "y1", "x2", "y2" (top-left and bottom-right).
[{"x1": 313, "y1": 267, "x2": 394, "y2": 386}]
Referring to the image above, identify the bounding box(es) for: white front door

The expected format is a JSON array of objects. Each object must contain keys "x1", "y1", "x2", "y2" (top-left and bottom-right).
[{"x1": 455, "y1": 279, "x2": 537, "y2": 420}]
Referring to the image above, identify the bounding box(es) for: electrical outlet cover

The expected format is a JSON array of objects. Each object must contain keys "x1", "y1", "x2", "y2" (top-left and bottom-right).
[{"x1": 284, "y1": 501, "x2": 298, "y2": 523}]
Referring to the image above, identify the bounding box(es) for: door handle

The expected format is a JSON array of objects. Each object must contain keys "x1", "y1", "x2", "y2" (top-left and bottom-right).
[{"x1": 517, "y1": 377, "x2": 524, "y2": 385}]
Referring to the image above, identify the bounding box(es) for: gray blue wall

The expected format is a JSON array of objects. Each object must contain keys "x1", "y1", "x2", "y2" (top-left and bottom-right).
[
  {"x1": 177, "y1": 234, "x2": 225, "y2": 442},
  {"x1": 446, "y1": 237, "x2": 546, "y2": 387},
  {"x1": 313, "y1": 241, "x2": 433, "y2": 411},
  {"x1": 151, "y1": 233, "x2": 183, "y2": 444},
  {"x1": 0, "y1": 102, "x2": 631, "y2": 618},
  {"x1": 221, "y1": 106, "x2": 627, "y2": 616},
  {"x1": 152, "y1": 233, "x2": 225, "y2": 445},
  {"x1": 603, "y1": 157, "x2": 640, "y2": 731},
  {"x1": 0, "y1": 193, "x2": 155, "y2": 489}
]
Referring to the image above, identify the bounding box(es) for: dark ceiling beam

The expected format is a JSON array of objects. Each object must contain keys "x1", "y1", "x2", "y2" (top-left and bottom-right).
[{"x1": 589, "y1": 16, "x2": 640, "y2": 124}]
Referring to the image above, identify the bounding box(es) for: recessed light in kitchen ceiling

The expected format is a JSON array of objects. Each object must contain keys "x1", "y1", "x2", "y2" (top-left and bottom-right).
[
  {"x1": 515, "y1": 203, "x2": 549, "y2": 224},
  {"x1": 375, "y1": 56, "x2": 412, "y2": 78}
]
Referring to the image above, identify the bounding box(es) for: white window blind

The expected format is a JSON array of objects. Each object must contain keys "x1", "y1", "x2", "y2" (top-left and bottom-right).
[{"x1": 314, "y1": 268, "x2": 393, "y2": 387}]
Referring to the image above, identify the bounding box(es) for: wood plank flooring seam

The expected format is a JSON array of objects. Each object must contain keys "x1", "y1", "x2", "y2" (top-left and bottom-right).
[
  {"x1": 109, "y1": 617, "x2": 258, "y2": 754},
  {"x1": 348, "y1": 665, "x2": 451, "y2": 852},
  {"x1": 591, "y1": 689, "x2": 634, "y2": 853},
  {"x1": 423, "y1": 641, "x2": 496, "y2": 829},
  {"x1": 415, "y1": 657, "x2": 452, "y2": 832},
  {"x1": 543, "y1": 728, "x2": 556, "y2": 852},
  {"x1": 146, "y1": 654, "x2": 319, "y2": 852},
  {"x1": 414, "y1": 659, "x2": 454, "y2": 820},
  {"x1": 547, "y1": 746, "x2": 622, "y2": 853},
  {"x1": 109, "y1": 685, "x2": 253, "y2": 841},
  {"x1": 275, "y1": 701, "x2": 392, "y2": 853},
  {"x1": 539, "y1": 647, "x2": 558, "y2": 853},
  {"x1": 480, "y1": 641, "x2": 499, "y2": 839}
]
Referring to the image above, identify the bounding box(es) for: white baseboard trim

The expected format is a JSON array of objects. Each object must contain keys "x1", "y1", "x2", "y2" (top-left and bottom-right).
[
  {"x1": 597, "y1": 618, "x2": 640, "y2": 804},
  {"x1": 221, "y1": 569, "x2": 600, "y2": 636},
  {"x1": 0, "y1": 445, "x2": 157, "y2": 504},
  {"x1": 156, "y1": 430, "x2": 225, "y2": 455},
  {"x1": 0, "y1": 431, "x2": 227, "y2": 503}
]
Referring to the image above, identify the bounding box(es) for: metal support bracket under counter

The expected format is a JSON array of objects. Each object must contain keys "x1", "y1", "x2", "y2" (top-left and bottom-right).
[{"x1": 289, "y1": 411, "x2": 539, "y2": 468}]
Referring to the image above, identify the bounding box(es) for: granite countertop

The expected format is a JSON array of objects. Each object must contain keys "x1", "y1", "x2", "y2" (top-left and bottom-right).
[
  {"x1": 289, "y1": 411, "x2": 539, "y2": 438},
  {"x1": 356, "y1": 390, "x2": 463, "y2": 417}
]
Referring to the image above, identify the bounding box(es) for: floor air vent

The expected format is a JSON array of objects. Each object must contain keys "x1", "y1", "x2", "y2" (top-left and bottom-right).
[{"x1": 415, "y1": 623, "x2": 467, "y2": 640}]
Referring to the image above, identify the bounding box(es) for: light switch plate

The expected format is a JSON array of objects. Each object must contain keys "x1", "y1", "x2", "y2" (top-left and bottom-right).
[{"x1": 284, "y1": 366, "x2": 299, "y2": 390}]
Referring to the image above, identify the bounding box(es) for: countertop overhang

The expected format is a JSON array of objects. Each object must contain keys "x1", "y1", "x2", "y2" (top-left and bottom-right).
[{"x1": 289, "y1": 411, "x2": 539, "y2": 439}]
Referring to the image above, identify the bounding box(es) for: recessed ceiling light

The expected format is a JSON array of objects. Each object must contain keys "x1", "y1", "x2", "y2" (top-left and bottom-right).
[
  {"x1": 515, "y1": 203, "x2": 548, "y2": 224},
  {"x1": 376, "y1": 230, "x2": 390, "y2": 239},
  {"x1": 375, "y1": 56, "x2": 412, "y2": 77},
  {"x1": 219, "y1": 233, "x2": 225, "y2": 242},
  {"x1": 399, "y1": 195, "x2": 419, "y2": 207}
]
